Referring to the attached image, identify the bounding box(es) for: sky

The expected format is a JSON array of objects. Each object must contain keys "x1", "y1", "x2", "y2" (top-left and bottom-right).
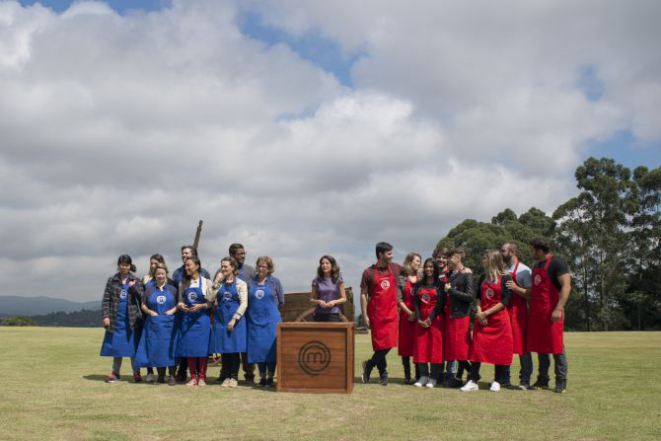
[{"x1": 2, "y1": 0, "x2": 660, "y2": 302}]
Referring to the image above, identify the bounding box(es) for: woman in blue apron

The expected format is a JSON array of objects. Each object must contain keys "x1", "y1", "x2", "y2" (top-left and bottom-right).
[
  {"x1": 100, "y1": 255, "x2": 144, "y2": 383},
  {"x1": 246, "y1": 256, "x2": 284, "y2": 387},
  {"x1": 135, "y1": 264, "x2": 179, "y2": 385},
  {"x1": 209, "y1": 256, "x2": 248, "y2": 388},
  {"x1": 176, "y1": 256, "x2": 213, "y2": 387}
]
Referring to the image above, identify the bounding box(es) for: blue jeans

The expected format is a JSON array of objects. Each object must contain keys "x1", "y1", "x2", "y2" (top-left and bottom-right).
[{"x1": 502, "y1": 352, "x2": 533, "y2": 384}]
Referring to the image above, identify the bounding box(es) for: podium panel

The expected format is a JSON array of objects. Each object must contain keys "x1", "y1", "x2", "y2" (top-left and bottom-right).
[{"x1": 276, "y1": 322, "x2": 354, "y2": 394}]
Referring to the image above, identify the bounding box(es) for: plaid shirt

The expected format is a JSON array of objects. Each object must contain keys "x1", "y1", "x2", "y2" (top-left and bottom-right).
[{"x1": 102, "y1": 273, "x2": 144, "y2": 333}]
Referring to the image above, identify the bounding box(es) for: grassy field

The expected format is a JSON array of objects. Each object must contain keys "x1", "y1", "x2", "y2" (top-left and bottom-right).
[{"x1": 0, "y1": 328, "x2": 659, "y2": 441}]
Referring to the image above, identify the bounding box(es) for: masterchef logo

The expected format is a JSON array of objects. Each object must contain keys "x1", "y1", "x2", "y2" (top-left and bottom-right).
[
  {"x1": 534, "y1": 275, "x2": 542, "y2": 286},
  {"x1": 485, "y1": 288, "x2": 495, "y2": 299},
  {"x1": 380, "y1": 280, "x2": 391, "y2": 290},
  {"x1": 298, "y1": 341, "x2": 331, "y2": 376}
]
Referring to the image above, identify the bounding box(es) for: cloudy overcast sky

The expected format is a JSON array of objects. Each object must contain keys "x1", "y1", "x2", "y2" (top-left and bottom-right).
[{"x1": 2, "y1": 0, "x2": 660, "y2": 302}]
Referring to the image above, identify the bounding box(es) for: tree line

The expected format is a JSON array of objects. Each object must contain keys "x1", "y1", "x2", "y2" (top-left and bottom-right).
[{"x1": 435, "y1": 157, "x2": 661, "y2": 331}]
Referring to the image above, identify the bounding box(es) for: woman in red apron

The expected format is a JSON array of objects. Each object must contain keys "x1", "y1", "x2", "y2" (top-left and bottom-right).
[
  {"x1": 462, "y1": 250, "x2": 513, "y2": 392},
  {"x1": 397, "y1": 252, "x2": 421, "y2": 384},
  {"x1": 413, "y1": 258, "x2": 445, "y2": 388}
]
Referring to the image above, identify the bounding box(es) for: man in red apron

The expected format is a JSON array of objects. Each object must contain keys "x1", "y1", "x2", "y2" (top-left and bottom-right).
[
  {"x1": 360, "y1": 242, "x2": 402, "y2": 386},
  {"x1": 500, "y1": 242, "x2": 534, "y2": 390},
  {"x1": 527, "y1": 238, "x2": 571, "y2": 394}
]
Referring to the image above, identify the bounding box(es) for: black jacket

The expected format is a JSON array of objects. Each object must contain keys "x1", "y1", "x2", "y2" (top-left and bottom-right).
[{"x1": 445, "y1": 270, "x2": 475, "y2": 318}]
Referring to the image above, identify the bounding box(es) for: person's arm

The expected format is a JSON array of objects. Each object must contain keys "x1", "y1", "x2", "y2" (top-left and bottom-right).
[
  {"x1": 428, "y1": 287, "x2": 444, "y2": 321},
  {"x1": 309, "y1": 281, "x2": 326, "y2": 308},
  {"x1": 553, "y1": 273, "x2": 571, "y2": 322},
  {"x1": 228, "y1": 280, "x2": 248, "y2": 331},
  {"x1": 166, "y1": 287, "x2": 178, "y2": 315},
  {"x1": 333, "y1": 282, "x2": 347, "y2": 306},
  {"x1": 397, "y1": 276, "x2": 415, "y2": 317},
  {"x1": 102, "y1": 278, "x2": 112, "y2": 328},
  {"x1": 141, "y1": 302, "x2": 158, "y2": 317},
  {"x1": 204, "y1": 279, "x2": 217, "y2": 310},
  {"x1": 177, "y1": 282, "x2": 189, "y2": 312}
]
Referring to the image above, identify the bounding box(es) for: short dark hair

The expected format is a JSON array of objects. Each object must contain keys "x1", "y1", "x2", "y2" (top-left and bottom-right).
[
  {"x1": 504, "y1": 241, "x2": 519, "y2": 256},
  {"x1": 529, "y1": 237, "x2": 550, "y2": 253},
  {"x1": 229, "y1": 243, "x2": 244, "y2": 257},
  {"x1": 434, "y1": 247, "x2": 449, "y2": 258},
  {"x1": 375, "y1": 242, "x2": 393, "y2": 259},
  {"x1": 181, "y1": 245, "x2": 198, "y2": 257},
  {"x1": 117, "y1": 254, "x2": 136, "y2": 273}
]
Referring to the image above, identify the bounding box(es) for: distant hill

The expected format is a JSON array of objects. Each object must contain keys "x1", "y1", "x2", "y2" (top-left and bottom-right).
[
  {"x1": 29, "y1": 309, "x2": 101, "y2": 327},
  {"x1": 0, "y1": 296, "x2": 101, "y2": 318}
]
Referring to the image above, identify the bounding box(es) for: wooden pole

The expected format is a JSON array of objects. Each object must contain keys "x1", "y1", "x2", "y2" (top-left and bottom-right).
[{"x1": 193, "y1": 220, "x2": 203, "y2": 251}]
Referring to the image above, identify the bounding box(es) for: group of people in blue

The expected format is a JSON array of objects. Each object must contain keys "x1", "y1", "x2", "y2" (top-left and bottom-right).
[{"x1": 100, "y1": 243, "x2": 285, "y2": 387}]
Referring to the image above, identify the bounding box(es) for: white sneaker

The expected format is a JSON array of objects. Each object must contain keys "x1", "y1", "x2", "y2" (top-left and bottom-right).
[
  {"x1": 146, "y1": 373, "x2": 155, "y2": 383},
  {"x1": 426, "y1": 379, "x2": 437, "y2": 388},
  {"x1": 414, "y1": 376, "x2": 429, "y2": 387},
  {"x1": 490, "y1": 381, "x2": 501, "y2": 392},
  {"x1": 460, "y1": 380, "x2": 479, "y2": 392}
]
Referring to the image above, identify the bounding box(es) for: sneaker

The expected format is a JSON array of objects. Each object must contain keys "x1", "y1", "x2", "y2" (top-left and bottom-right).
[
  {"x1": 378, "y1": 374, "x2": 389, "y2": 386},
  {"x1": 460, "y1": 380, "x2": 479, "y2": 392},
  {"x1": 133, "y1": 373, "x2": 142, "y2": 383},
  {"x1": 490, "y1": 381, "x2": 501, "y2": 392},
  {"x1": 105, "y1": 372, "x2": 120, "y2": 383},
  {"x1": 259, "y1": 377, "x2": 267, "y2": 387},
  {"x1": 404, "y1": 376, "x2": 416, "y2": 385},
  {"x1": 244, "y1": 376, "x2": 255, "y2": 385},
  {"x1": 186, "y1": 378, "x2": 198, "y2": 387},
  {"x1": 445, "y1": 378, "x2": 463, "y2": 388},
  {"x1": 518, "y1": 382, "x2": 530, "y2": 391},
  {"x1": 228, "y1": 379, "x2": 239, "y2": 388},
  {"x1": 214, "y1": 376, "x2": 226, "y2": 383},
  {"x1": 554, "y1": 380, "x2": 567, "y2": 394},
  {"x1": 168, "y1": 376, "x2": 176, "y2": 386},
  {"x1": 157, "y1": 376, "x2": 166, "y2": 384},
  {"x1": 220, "y1": 378, "x2": 231, "y2": 388},
  {"x1": 414, "y1": 376, "x2": 429, "y2": 387},
  {"x1": 529, "y1": 379, "x2": 550, "y2": 390},
  {"x1": 426, "y1": 379, "x2": 437, "y2": 389},
  {"x1": 146, "y1": 372, "x2": 155, "y2": 383},
  {"x1": 197, "y1": 378, "x2": 206, "y2": 387},
  {"x1": 361, "y1": 360, "x2": 373, "y2": 384},
  {"x1": 266, "y1": 377, "x2": 274, "y2": 387}
]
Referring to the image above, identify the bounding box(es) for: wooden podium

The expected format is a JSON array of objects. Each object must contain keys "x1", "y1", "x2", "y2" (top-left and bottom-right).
[{"x1": 276, "y1": 322, "x2": 354, "y2": 394}]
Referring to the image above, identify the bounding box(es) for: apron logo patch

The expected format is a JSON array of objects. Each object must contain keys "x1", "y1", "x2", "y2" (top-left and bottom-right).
[
  {"x1": 119, "y1": 290, "x2": 127, "y2": 300},
  {"x1": 298, "y1": 341, "x2": 331, "y2": 376},
  {"x1": 421, "y1": 293, "x2": 431, "y2": 303},
  {"x1": 534, "y1": 275, "x2": 542, "y2": 285},
  {"x1": 223, "y1": 292, "x2": 232, "y2": 300},
  {"x1": 380, "y1": 280, "x2": 391, "y2": 290},
  {"x1": 485, "y1": 288, "x2": 495, "y2": 299},
  {"x1": 156, "y1": 295, "x2": 166, "y2": 305},
  {"x1": 188, "y1": 292, "x2": 198, "y2": 302},
  {"x1": 255, "y1": 289, "x2": 265, "y2": 299}
]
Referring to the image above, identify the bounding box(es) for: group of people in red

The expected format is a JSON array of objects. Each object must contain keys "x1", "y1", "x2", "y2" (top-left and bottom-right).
[{"x1": 360, "y1": 238, "x2": 570, "y2": 393}]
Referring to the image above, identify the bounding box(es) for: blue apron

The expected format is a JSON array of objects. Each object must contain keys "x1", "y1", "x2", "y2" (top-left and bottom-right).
[
  {"x1": 176, "y1": 276, "x2": 211, "y2": 357},
  {"x1": 135, "y1": 285, "x2": 178, "y2": 367},
  {"x1": 100, "y1": 281, "x2": 138, "y2": 357},
  {"x1": 209, "y1": 280, "x2": 247, "y2": 354},
  {"x1": 246, "y1": 279, "x2": 281, "y2": 363}
]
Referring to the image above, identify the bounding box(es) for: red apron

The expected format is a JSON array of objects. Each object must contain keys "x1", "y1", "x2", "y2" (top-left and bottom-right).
[
  {"x1": 367, "y1": 266, "x2": 398, "y2": 351},
  {"x1": 507, "y1": 260, "x2": 528, "y2": 355},
  {"x1": 413, "y1": 286, "x2": 443, "y2": 363},
  {"x1": 528, "y1": 254, "x2": 564, "y2": 354},
  {"x1": 470, "y1": 277, "x2": 513, "y2": 365},
  {"x1": 442, "y1": 272, "x2": 471, "y2": 361},
  {"x1": 398, "y1": 278, "x2": 416, "y2": 357}
]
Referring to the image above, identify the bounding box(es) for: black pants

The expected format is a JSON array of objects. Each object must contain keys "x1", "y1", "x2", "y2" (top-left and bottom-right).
[
  {"x1": 368, "y1": 348, "x2": 391, "y2": 375},
  {"x1": 417, "y1": 362, "x2": 441, "y2": 379},
  {"x1": 241, "y1": 352, "x2": 255, "y2": 380},
  {"x1": 314, "y1": 313, "x2": 343, "y2": 322},
  {"x1": 470, "y1": 363, "x2": 508, "y2": 383},
  {"x1": 156, "y1": 366, "x2": 176, "y2": 379},
  {"x1": 258, "y1": 361, "x2": 276, "y2": 377},
  {"x1": 222, "y1": 353, "x2": 241, "y2": 380}
]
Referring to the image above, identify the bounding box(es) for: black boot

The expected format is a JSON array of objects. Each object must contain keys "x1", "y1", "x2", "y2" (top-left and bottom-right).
[
  {"x1": 402, "y1": 358, "x2": 414, "y2": 384},
  {"x1": 361, "y1": 360, "x2": 374, "y2": 383}
]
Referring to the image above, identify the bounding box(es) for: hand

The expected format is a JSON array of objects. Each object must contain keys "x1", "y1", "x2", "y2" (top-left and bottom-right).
[
  {"x1": 505, "y1": 280, "x2": 516, "y2": 290},
  {"x1": 445, "y1": 283, "x2": 451, "y2": 292},
  {"x1": 191, "y1": 303, "x2": 207, "y2": 312},
  {"x1": 150, "y1": 311, "x2": 159, "y2": 317},
  {"x1": 165, "y1": 310, "x2": 175, "y2": 316},
  {"x1": 228, "y1": 319, "x2": 236, "y2": 332},
  {"x1": 476, "y1": 311, "x2": 487, "y2": 322},
  {"x1": 213, "y1": 273, "x2": 224, "y2": 284},
  {"x1": 178, "y1": 303, "x2": 190, "y2": 313},
  {"x1": 418, "y1": 319, "x2": 429, "y2": 328},
  {"x1": 407, "y1": 311, "x2": 416, "y2": 322},
  {"x1": 552, "y1": 308, "x2": 563, "y2": 322},
  {"x1": 325, "y1": 301, "x2": 335, "y2": 309},
  {"x1": 102, "y1": 317, "x2": 110, "y2": 329},
  {"x1": 364, "y1": 315, "x2": 370, "y2": 329},
  {"x1": 479, "y1": 316, "x2": 488, "y2": 326},
  {"x1": 128, "y1": 280, "x2": 136, "y2": 288},
  {"x1": 318, "y1": 300, "x2": 328, "y2": 308}
]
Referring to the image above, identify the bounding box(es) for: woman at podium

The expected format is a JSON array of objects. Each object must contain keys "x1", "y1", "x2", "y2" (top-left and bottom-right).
[{"x1": 310, "y1": 255, "x2": 347, "y2": 322}]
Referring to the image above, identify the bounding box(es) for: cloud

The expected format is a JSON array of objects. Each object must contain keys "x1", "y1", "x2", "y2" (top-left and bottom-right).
[{"x1": 0, "y1": 0, "x2": 658, "y2": 301}]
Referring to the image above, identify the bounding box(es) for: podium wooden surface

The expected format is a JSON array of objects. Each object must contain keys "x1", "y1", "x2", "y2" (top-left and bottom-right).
[{"x1": 276, "y1": 322, "x2": 354, "y2": 394}]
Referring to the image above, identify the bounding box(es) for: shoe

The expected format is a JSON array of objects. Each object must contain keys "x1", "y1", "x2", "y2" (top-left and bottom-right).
[
  {"x1": 460, "y1": 380, "x2": 479, "y2": 392},
  {"x1": 168, "y1": 376, "x2": 176, "y2": 386},
  {"x1": 404, "y1": 377, "x2": 416, "y2": 385},
  {"x1": 529, "y1": 379, "x2": 550, "y2": 390},
  {"x1": 259, "y1": 377, "x2": 267, "y2": 386},
  {"x1": 146, "y1": 372, "x2": 155, "y2": 383},
  {"x1": 214, "y1": 376, "x2": 226, "y2": 383},
  {"x1": 414, "y1": 376, "x2": 429, "y2": 387},
  {"x1": 244, "y1": 376, "x2": 255, "y2": 385},
  {"x1": 490, "y1": 381, "x2": 501, "y2": 392},
  {"x1": 105, "y1": 372, "x2": 120, "y2": 383},
  {"x1": 518, "y1": 382, "x2": 530, "y2": 391},
  {"x1": 361, "y1": 360, "x2": 373, "y2": 384},
  {"x1": 133, "y1": 373, "x2": 142, "y2": 383},
  {"x1": 554, "y1": 380, "x2": 567, "y2": 394},
  {"x1": 157, "y1": 376, "x2": 166, "y2": 384},
  {"x1": 220, "y1": 378, "x2": 231, "y2": 388},
  {"x1": 229, "y1": 379, "x2": 238, "y2": 388},
  {"x1": 426, "y1": 379, "x2": 437, "y2": 389},
  {"x1": 266, "y1": 377, "x2": 274, "y2": 387},
  {"x1": 499, "y1": 382, "x2": 512, "y2": 389},
  {"x1": 186, "y1": 378, "x2": 198, "y2": 387},
  {"x1": 378, "y1": 374, "x2": 389, "y2": 386},
  {"x1": 197, "y1": 378, "x2": 206, "y2": 387},
  {"x1": 445, "y1": 378, "x2": 463, "y2": 388}
]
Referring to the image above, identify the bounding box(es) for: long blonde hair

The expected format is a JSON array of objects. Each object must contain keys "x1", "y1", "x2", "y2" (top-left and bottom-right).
[
  {"x1": 402, "y1": 252, "x2": 422, "y2": 277},
  {"x1": 482, "y1": 249, "x2": 505, "y2": 282}
]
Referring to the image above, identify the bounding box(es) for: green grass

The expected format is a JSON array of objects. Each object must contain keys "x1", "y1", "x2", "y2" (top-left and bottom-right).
[{"x1": 0, "y1": 328, "x2": 659, "y2": 441}]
